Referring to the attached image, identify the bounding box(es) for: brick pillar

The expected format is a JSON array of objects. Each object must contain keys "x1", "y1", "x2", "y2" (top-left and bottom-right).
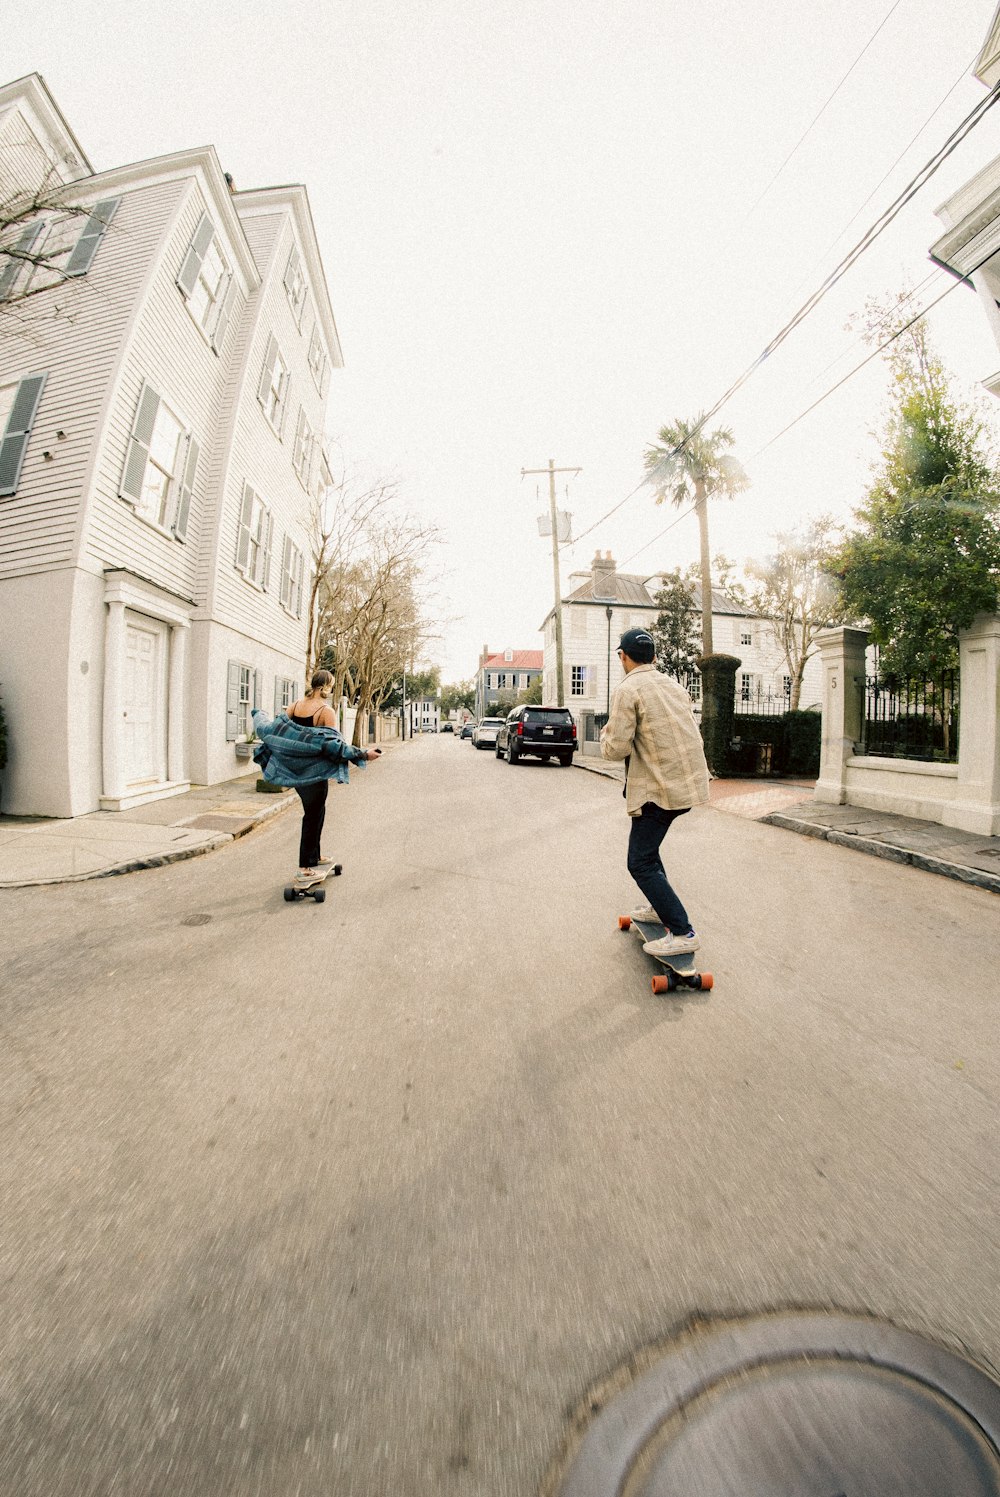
[
  {"x1": 942, "y1": 612, "x2": 1000, "y2": 835},
  {"x1": 814, "y1": 626, "x2": 868, "y2": 805},
  {"x1": 697, "y1": 653, "x2": 741, "y2": 775}
]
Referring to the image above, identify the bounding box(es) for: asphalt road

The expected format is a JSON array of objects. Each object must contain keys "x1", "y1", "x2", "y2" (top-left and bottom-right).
[{"x1": 2, "y1": 734, "x2": 999, "y2": 1495}]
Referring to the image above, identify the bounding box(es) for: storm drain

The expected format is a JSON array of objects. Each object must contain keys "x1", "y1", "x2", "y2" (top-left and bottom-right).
[{"x1": 555, "y1": 1312, "x2": 1000, "y2": 1496}]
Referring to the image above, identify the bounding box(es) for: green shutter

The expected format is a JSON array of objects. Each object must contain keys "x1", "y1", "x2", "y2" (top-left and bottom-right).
[
  {"x1": 0, "y1": 221, "x2": 43, "y2": 300},
  {"x1": 64, "y1": 197, "x2": 119, "y2": 277},
  {"x1": 173, "y1": 433, "x2": 199, "y2": 539},
  {"x1": 0, "y1": 373, "x2": 46, "y2": 497},
  {"x1": 176, "y1": 212, "x2": 214, "y2": 298},
  {"x1": 119, "y1": 382, "x2": 160, "y2": 503},
  {"x1": 235, "y1": 485, "x2": 254, "y2": 571},
  {"x1": 226, "y1": 661, "x2": 240, "y2": 740}
]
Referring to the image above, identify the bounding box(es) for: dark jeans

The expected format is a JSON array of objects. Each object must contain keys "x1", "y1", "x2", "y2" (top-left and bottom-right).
[
  {"x1": 626, "y1": 802, "x2": 692, "y2": 935},
  {"x1": 296, "y1": 780, "x2": 329, "y2": 868}
]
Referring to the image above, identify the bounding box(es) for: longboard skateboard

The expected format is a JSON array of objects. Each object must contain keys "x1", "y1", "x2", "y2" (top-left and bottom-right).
[
  {"x1": 618, "y1": 915, "x2": 714, "y2": 994},
  {"x1": 283, "y1": 863, "x2": 342, "y2": 903}
]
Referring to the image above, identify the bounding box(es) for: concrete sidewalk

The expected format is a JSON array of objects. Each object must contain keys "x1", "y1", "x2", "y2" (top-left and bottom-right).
[
  {"x1": 0, "y1": 773, "x2": 296, "y2": 888},
  {"x1": 575, "y1": 755, "x2": 1000, "y2": 895}
]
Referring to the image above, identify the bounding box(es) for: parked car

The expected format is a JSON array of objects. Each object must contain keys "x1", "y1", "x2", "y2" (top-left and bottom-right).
[
  {"x1": 441, "y1": 722, "x2": 455, "y2": 733},
  {"x1": 495, "y1": 706, "x2": 577, "y2": 766},
  {"x1": 472, "y1": 716, "x2": 505, "y2": 749},
  {"x1": 459, "y1": 721, "x2": 475, "y2": 740}
]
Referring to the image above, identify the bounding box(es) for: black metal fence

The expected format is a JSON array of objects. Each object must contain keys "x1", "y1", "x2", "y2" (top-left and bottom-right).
[
  {"x1": 863, "y1": 666, "x2": 959, "y2": 763},
  {"x1": 733, "y1": 683, "x2": 791, "y2": 717}
]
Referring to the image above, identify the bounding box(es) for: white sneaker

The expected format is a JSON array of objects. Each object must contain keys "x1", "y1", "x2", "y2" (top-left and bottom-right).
[
  {"x1": 629, "y1": 905, "x2": 661, "y2": 923},
  {"x1": 643, "y1": 931, "x2": 701, "y2": 958}
]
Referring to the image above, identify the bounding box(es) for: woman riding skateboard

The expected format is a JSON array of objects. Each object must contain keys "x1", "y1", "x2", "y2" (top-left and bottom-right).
[
  {"x1": 600, "y1": 628, "x2": 709, "y2": 960},
  {"x1": 252, "y1": 670, "x2": 380, "y2": 888}
]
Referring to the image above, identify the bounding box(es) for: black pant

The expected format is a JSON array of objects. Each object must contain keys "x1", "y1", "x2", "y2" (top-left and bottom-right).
[
  {"x1": 626, "y1": 803, "x2": 692, "y2": 934},
  {"x1": 295, "y1": 780, "x2": 329, "y2": 868}
]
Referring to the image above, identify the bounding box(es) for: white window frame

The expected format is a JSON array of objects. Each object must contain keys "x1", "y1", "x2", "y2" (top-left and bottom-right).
[
  {"x1": 292, "y1": 407, "x2": 315, "y2": 487},
  {"x1": 280, "y1": 534, "x2": 305, "y2": 618},
  {"x1": 283, "y1": 245, "x2": 307, "y2": 325},
  {"x1": 308, "y1": 322, "x2": 328, "y2": 393},
  {"x1": 740, "y1": 630, "x2": 753, "y2": 647},
  {"x1": 571, "y1": 665, "x2": 588, "y2": 697},
  {"x1": 235, "y1": 485, "x2": 274, "y2": 590},
  {"x1": 1, "y1": 198, "x2": 119, "y2": 300},
  {"x1": 275, "y1": 675, "x2": 298, "y2": 714},
  {"x1": 258, "y1": 336, "x2": 290, "y2": 434},
  {"x1": 118, "y1": 381, "x2": 199, "y2": 540}
]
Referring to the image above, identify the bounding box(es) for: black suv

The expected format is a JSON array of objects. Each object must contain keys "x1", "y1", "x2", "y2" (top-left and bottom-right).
[{"x1": 495, "y1": 706, "x2": 577, "y2": 766}]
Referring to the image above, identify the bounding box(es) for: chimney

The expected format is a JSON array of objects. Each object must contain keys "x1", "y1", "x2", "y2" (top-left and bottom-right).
[{"x1": 591, "y1": 549, "x2": 617, "y2": 599}]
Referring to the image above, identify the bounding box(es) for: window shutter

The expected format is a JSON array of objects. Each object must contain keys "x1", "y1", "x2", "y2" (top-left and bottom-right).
[
  {"x1": 235, "y1": 485, "x2": 254, "y2": 571},
  {"x1": 173, "y1": 433, "x2": 199, "y2": 539},
  {"x1": 283, "y1": 246, "x2": 300, "y2": 295},
  {"x1": 257, "y1": 335, "x2": 278, "y2": 406},
  {"x1": 64, "y1": 197, "x2": 119, "y2": 278},
  {"x1": 261, "y1": 513, "x2": 274, "y2": 591},
  {"x1": 211, "y1": 274, "x2": 237, "y2": 352},
  {"x1": 276, "y1": 375, "x2": 289, "y2": 437},
  {"x1": 293, "y1": 408, "x2": 305, "y2": 471},
  {"x1": 253, "y1": 669, "x2": 262, "y2": 710},
  {"x1": 294, "y1": 551, "x2": 304, "y2": 616},
  {"x1": 0, "y1": 221, "x2": 43, "y2": 300},
  {"x1": 273, "y1": 676, "x2": 282, "y2": 715},
  {"x1": 176, "y1": 211, "x2": 214, "y2": 298},
  {"x1": 280, "y1": 534, "x2": 292, "y2": 609},
  {"x1": 0, "y1": 372, "x2": 47, "y2": 498},
  {"x1": 119, "y1": 382, "x2": 160, "y2": 503},
  {"x1": 226, "y1": 661, "x2": 240, "y2": 740}
]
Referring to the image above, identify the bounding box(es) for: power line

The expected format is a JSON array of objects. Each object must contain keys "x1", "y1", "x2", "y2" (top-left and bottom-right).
[
  {"x1": 618, "y1": 504, "x2": 696, "y2": 571},
  {"x1": 741, "y1": 0, "x2": 907, "y2": 222}
]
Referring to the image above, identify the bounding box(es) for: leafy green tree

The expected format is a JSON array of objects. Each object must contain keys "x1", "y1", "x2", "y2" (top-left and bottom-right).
[
  {"x1": 830, "y1": 299, "x2": 1000, "y2": 678},
  {"x1": 745, "y1": 517, "x2": 847, "y2": 709},
  {"x1": 516, "y1": 675, "x2": 543, "y2": 706},
  {"x1": 440, "y1": 679, "x2": 475, "y2": 718},
  {"x1": 643, "y1": 416, "x2": 750, "y2": 655},
  {"x1": 650, "y1": 569, "x2": 701, "y2": 683}
]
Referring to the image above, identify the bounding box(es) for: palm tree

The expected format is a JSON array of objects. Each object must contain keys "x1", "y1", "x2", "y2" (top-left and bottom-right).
[{"x1": 643, "y1": 415, "x2": 749, "y2": 656}]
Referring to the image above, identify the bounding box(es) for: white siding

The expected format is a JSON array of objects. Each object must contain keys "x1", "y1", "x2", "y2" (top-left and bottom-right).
[
  {"x1": 83, "y1": 183, "x2": 250, "y2": 602},
  {"x1": 210, "y1": 209, "x2": 328, "y2": 661},
  {"x1": 0, "y1": 181, "x2": 176, "y2": 580}
]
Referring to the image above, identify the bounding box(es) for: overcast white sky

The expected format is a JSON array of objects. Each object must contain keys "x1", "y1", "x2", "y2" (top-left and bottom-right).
[{"x1": 7, "y1": 0, "x2": 1000, "y2": 680}]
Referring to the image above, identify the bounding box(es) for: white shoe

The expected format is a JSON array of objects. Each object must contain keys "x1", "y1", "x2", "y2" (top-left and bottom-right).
[
  {"x1": 643, "y1": 931, "x2": 701, "y2": 958},
  {"x1": 629, "y1": 905, "x2": 660, "y2": 923}
]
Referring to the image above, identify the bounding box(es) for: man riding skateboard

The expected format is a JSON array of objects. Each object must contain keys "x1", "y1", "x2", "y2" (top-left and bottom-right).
[{"x1": 600, "y1": 627, "x2": 709, "y2": 960}]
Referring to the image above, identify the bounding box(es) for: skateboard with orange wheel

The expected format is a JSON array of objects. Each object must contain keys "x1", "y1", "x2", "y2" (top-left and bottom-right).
[{"x1": 617, "y1": 915, "x2": 714, "y2": 994}]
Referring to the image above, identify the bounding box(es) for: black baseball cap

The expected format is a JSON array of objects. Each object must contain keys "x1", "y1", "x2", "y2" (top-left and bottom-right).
[{"x1": 618, "y1": 627, "x2": 655, "y2": 663}]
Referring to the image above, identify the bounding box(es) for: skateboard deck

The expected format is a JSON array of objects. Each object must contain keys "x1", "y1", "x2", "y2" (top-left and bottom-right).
[
  {"x1": 617, "y1": 915, "x2": 713, "y2": 994},
  {"x1": 283, "y1": 862, "x2": 342, "y2": 903}
]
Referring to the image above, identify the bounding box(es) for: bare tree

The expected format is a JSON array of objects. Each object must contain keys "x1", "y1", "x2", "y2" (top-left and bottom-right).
[{"x1": 744, "y1": 517, "x2": 847, "y2": 710}]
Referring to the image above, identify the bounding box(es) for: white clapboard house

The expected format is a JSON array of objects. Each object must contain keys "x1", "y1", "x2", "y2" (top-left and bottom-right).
[{"x1": 0, "y1": 74, "x2": 342, "y2": 817}]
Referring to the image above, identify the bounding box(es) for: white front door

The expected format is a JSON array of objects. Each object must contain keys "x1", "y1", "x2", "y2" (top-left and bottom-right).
[{"x1": 123, "y1": 615, "x2": 166, "y2": 786}]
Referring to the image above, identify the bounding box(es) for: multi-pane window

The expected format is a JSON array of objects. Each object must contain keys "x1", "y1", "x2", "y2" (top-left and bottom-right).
[
  {"x1": 740, "y1": 630, "x2": 753, "y2": 646},
  {"x1": 280, "y1": 535, "x2": 305, "y2": 617},
  {"x1": 119, "y1": 382, "x2": 199, "y2": 538},
  {"x1": 571, "y1": 665, "x2": 588, "y2": 697},
  {"x1": 0, "y1": 198, "x2": 119, "y2": 301},
  {"x1": 783, "y1": 675, "x2": 793, "y2": 698},
  {"x1": 497, "y1": 672, "x2": 508, "y2": 689},
  {"x1": 308, "y1": 323, "x2": 328, "y2": 393},
  {"x1": 292, "y1": 408, "x2": 314, "y2": 485},
  {"x1": 177, "y1": 213, "x2": 236, "y2": 353},
  {"x1": 283, "y1": 246, "x2": 307, "y2": 324},
  {"x1": 235, "y1": 485, "x2": 273, "y2": 588},
  {"x1": 257, "y1": 336, "x2": 289, "y2": 432},
  {"x1": 226, "y1": 661, "x2": 261, "y2": 739},
  {"x1": 275, "y1": 676, "x2": 298, "y2": 714},
  {"x1": 740, "y1": 672, "x2": 754, "y2": 702}
]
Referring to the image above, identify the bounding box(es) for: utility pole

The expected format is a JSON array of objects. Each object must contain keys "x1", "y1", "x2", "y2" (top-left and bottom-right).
[{"x1": 521, "y1": 458, "x2": 580, "y2": 706}]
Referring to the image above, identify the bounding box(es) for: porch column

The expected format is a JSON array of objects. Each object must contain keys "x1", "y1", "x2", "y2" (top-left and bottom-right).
[
  {"x1": 167, "y1": 622, "x2": 188, "y2": 784},
  {"x1": 813, "y1": 627, "x2": 868, "y2": 805},
  {"x1": 102, "y1": 599, "x2": 127, "y2": 802},
  {"x1": 941, "y1": 612, "x2": 1000, "y2": 835}
]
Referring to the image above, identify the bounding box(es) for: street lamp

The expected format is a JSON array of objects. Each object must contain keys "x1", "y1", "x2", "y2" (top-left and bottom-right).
[{"x1": 605, "y1": 605, "x2": 614, "y2": 716}]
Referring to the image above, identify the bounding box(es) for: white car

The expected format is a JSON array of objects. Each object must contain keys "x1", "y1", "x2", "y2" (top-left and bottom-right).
[{"x1": 472, "y1": 716, "x2": 505, "y2": 749}]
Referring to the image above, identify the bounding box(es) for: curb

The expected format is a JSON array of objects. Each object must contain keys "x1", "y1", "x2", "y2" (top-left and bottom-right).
[
  {"x1": 0, "y1": 790, "x2": 296, "y2": 890},
  {"x1": 763, "y1": 811, "x2": 1000, "y2": 895}
]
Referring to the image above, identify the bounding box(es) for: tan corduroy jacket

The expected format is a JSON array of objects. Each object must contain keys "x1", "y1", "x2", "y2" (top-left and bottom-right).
[{"x1": 600, "y1": 664, "x2": 709, "y2": 817}]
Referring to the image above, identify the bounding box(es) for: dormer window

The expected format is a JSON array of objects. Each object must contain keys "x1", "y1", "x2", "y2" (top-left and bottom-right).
[{"x1": 283, "y1": 245, "x2": 307, "y2": 325}]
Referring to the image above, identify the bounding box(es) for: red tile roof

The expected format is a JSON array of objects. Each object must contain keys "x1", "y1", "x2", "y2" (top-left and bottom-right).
[{"x1": 481, "y1": 650, "x2": 543, "y2": 670}]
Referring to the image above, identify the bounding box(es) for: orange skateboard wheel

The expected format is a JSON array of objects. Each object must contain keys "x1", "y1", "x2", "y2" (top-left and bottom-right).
[
  {"x1": 700, "y1": 973, "x2": 714, "y2": 990},
  {"x1": 618, "y1": 916, "x2": 631, "y2": 930},
  {"x1": 651, "y1": 974, "x2": 670, "y2": 994}
]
